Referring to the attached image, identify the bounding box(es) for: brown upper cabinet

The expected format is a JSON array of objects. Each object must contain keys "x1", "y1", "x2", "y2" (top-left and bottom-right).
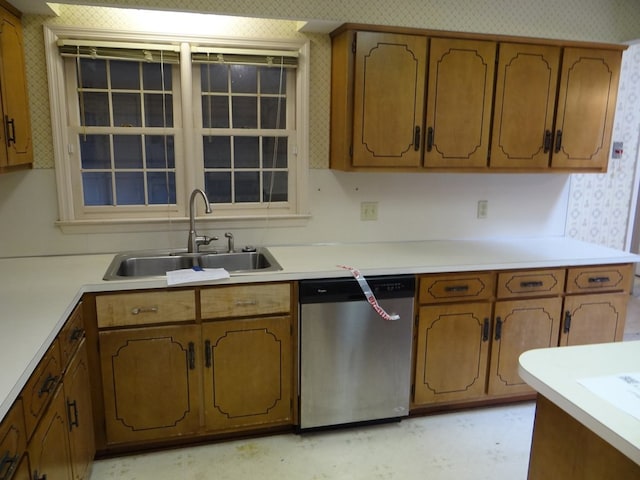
[
  {"x1": 491, "y1": 44, "x2": 621, "y2": 171},
  {"x1": 0, "y1": 2, "x2": 32, "y2": 172},
  {"x1": 330, "y1": 24, "x2": 624, "y2": 173}
]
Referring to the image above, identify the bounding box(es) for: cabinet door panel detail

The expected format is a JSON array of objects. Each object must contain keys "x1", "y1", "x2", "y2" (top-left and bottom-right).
[
  {"x1": 414, "y1": 303, "x2": 491, "y2": 404},
  {"x1": 488, "y1": 298, "x2": 561, "y2": 396},
  {"x1": 352, "y1": 32, "x2": 427, "y2": 167},
  {"x1": 203, "y1": 316, "x2": 292, "y2": 430},
  {"x1": 560, "y1": 293, "x2": 628, "y2": 346},
  {"x1": 424, "y1": 38, "x2": 495, "y2": 167},
  {"x1": 552, "y1": 48, "x2": 621, "y2": 169},
  {"x1": 99, "y1": 325, "x2": 201, "y2": 444},
  {"x1": 491, "y1": 44, "x2": 560, "y2": 168}
]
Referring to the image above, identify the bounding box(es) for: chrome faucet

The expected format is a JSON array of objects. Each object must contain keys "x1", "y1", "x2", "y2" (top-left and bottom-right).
[{"x1": 187, "y1": 189, "x2": 216, "y2": 253}]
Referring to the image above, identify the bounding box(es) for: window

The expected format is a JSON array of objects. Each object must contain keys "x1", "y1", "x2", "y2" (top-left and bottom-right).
[{"x1": 45, "y1": 26, "x2": 309, "y2": 230}]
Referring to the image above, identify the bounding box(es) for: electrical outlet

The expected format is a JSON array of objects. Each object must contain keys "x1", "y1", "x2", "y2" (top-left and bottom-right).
[
  {"x1": 477, "y1": 200, "x2": 488, "y2": 219},
  {"x1": 361, "y1": 201, "x2": 378, "y2": 221}
]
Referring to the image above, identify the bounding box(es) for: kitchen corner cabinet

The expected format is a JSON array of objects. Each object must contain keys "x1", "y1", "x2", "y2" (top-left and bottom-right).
[
  {"x1": 95, "y1": 283, "x2": 294, "y2": 448},
  {"x1": 0, "y1": 2, "x2": 32, "y2": 171},
  {"x1": 560, "y1": 264, "x2": 632, "y2": 346},
  {"x1": 491, "y1": 44, "x2": 621, "y2": 171},
  {"x1": 330, "y1": 24, "x2": 624, "y2": 173}
]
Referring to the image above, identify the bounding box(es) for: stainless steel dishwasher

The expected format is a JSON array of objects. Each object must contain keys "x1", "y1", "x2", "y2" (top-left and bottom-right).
[{"x1": 298, "y1": 275, "x2": 415, "y2": 430}]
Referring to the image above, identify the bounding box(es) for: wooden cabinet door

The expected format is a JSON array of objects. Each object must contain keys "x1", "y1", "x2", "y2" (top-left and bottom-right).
[
  {"x1": 0, "y1": 8, "x2": 32, "y2": 168},
  {"x1": 424, "y1": 38, "x2": 495, "y2": 168},
  {"x1": 9, "y1": 454, "x2": 30, "y2": 480},
  {"x1": 490, "y1": 43, "x2": 560, "y2": 169},
  {"x1": 202, "y1": 316, "x2": 292, "y2": 431},
  {"x1": 488, "y1": 297, "x2": 561, "y2": 396},
  {"x1": 64, "y1": 341, "x2": 95, "y2": 480},
  {"x1": 551, "y1": 48, "x2": 621, "y2": 171},
  {"x1": 414, "y1": 302, "x2": 492, "y2": 405},
  {"x1": 560, "y1": 293, "x2": 628, "y2": 346},
  {"x1": 352, "y1": 31, "x2": 427, "y2": 168},
  {"x1": 28, "y1": 385, "x2": 73, "y2": 480},
  {"x1": 0, "y1": 400, "x2": 26, "y2": 480},
  {"x1": 99, "y1": 325, "x2": 202, "y2": 445}
]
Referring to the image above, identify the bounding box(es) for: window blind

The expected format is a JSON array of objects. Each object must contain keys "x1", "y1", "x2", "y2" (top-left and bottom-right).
[
  {"x1": 57, "y1": 39, "x2": 180, "y2": 64},
  {"x1": 191, "y1": 46, "x2": 298, "y2": 68}
]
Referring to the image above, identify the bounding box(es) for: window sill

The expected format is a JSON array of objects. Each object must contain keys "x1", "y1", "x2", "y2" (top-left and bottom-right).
[{"x1": 56, "y1": 213, "x2": 311, "y2": 234}]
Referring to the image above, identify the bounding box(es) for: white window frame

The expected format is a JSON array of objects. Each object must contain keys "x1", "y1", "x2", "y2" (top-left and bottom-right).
[{"x1": 44, "y1": 25, "x2": 310, "y2": 233}]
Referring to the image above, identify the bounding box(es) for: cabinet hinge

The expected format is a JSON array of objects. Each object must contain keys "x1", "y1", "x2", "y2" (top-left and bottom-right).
[
  {"x1": 349, "y1": 145, "x2": 353, "y2": 158},
  {"x1": 352, "y1": 37, "x2": 356, "y2": 54}
]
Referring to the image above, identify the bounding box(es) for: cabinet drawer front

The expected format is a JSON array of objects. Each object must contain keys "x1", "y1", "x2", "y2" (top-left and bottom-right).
[
  {"x1": 201, "y1": 283, "x2": 290, "y2": 319},
  {"x1": 96, "y1": 290, "x2": 196, "y2": 328},
  {"x1": 58, "y1": 302, "x2": 84, "y2": 369},
  {"x1": 419, "y1": 272, "x2": 494, "y2": 303},
  {"x1": 565, "y1": 264, "x2": 633, "y2": 294},
  {"x1": 496, "y1": 269, "x2": 565, "y2": 298},
  {"x1": 21, "y1": 340, "x2": 62, "y2": 439},
  {"x1": 0, "y1": 400, "x2": 26, "y2": 479}
]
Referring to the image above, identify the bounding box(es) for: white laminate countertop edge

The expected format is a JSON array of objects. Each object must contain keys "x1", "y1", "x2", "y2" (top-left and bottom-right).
[
  {"x1": 1, "y1": 236, "x2": 639, "y2": 421},
  {"x1": 519, "y1": 341, "x2": 640, "y2": 465}
]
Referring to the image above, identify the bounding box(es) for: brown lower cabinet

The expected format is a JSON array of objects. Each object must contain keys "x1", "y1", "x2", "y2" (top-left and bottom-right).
[{"x1": 94, "y1": 283, "x2": 294, "y2": 449}]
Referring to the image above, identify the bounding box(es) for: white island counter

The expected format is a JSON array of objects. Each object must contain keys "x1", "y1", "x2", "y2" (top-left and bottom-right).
[{"x1": 519, "y1": 341, "x2": 640, "y2": 479}]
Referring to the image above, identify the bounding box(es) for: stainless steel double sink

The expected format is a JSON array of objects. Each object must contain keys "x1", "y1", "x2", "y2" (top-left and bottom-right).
[{"x1": 103, "y1": 247, "x2": 282, "y2": 280}]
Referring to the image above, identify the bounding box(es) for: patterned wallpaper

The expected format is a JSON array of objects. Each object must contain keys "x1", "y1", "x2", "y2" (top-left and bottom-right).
[{"x1": 19, "y1": 1, "x2": 640, "y2": 249}]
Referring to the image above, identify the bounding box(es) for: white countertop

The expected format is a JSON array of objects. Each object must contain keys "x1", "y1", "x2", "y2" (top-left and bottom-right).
[
  {"x1": 519, "y1": 341, "x2": 640, "y2": 465},
  {"x1": 1, "y1": 236, "x2": 639, "y2": 421}
]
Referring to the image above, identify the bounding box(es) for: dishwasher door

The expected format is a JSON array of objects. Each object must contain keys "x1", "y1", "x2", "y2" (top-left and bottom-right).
[{"x1": 299, "y1": 276, "x2": 415, "y2": 430}]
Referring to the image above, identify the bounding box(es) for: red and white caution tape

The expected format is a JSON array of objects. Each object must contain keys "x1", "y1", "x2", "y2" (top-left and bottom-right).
[{"x1": 338, "y1": 265, "x2": 400, "y2": 321}]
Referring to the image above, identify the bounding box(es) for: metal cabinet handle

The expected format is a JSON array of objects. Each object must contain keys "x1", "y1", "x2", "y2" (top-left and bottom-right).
[
  {"x1": 188, "y1": 342, "x2": 196, "y2": 370},
  {"x1": 445, "y1": 285, "x2": 469, "y2": 293},
  {"x1": 554, "y1": 129, "x2": 563, "y2": 153},
  {"x1": 131, "y1": 306, "x2": 158, "y2": 315},
  {"x1": 38, "y1": 374, "x2": 59, "y2": 397},
  {"x1": 67, "y1": 400, "x2": 79, "y2": 430},
  {"x1": 69, "y1": 327, "x2": 84, "y2": 342},
  {"x1": 588, "y1": 276, "x2": 610, "y2": 284},
  {"x1": 0, "y1": 451, "x2": 18, "y2": 480},
  {"x1": 520, "y1": 281, "x2": 543, "y2": 288},
  {"x1": 426, "y1": 126, "x2": 433, "y2": 152},
  {"x1": 563, "y1": 311, "x2": 572, "y2": 333},
  {"x1": 414, "y1": 126, "x2": 421, "y2": 151},
  {"x1": 543, "y1": 130, "x2": 552, "y2": 153},
  {"x1": 204, "y1": 340, "x2": 212, "y2": 368},
  {"x1": 33, "y1": 470, "x2": 47, "y2": 480},
  {"x1": 494, "y1": 317, "x2": 503, "y2": 341},
  {"x1": 4, "y1": 116, "x2": 15, "y2": 147},
  {"x1": 235, "y1": 300, "x2": 257, "y2": 306},
  {"x1": 482, "y1": 318, "x2": 490, "y2": 342}
]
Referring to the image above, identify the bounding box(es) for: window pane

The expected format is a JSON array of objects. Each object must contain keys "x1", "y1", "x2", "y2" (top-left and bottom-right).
[
  {"x1": 144, "y1": 93, "x2": 173, "y2": 127},
  {"x1": 230, "y1": 65, "x2": 257, "y2": 93},
  {"x1": 203, "y1": 136, "x2": 231, "y2": 168},
  {"x1": 143, "y1": 62, "x2": 172, "y2": 90},
  {"x1": 235, "y1": 171, "x2": 260, "y2": 202},
  {"x1": 113, "y1": 93, "x2": 141, "y2": 127},
  {"x1": 260, "y1": 67, "x2": 285, "y2": 94},
  {"x1": 232, "y1": 97, "x2": 257, "y2": 128},
  {"x1": 82, "y1": 172, "x2": 112, "y2": 205},
  {"x1": 80, "y1": 134, "x2": 111, "y2": 169},
  {"x1": 111, "y1": 61, "x2": 140, "y2": 90},
  {"x1": 201, "y1": 64, "x2": 228, "y2": 93},
  {"x1": 113, "y1": 135, "x2": 143, "y2": 169},
  {"x1": 202, "y1": 96, "x2": 229, "y2": 128},
  {"x1": 81, "y1": 92, "x2": 110, "y2": 126},
  {"x1": 262, "y1": 137, "x2": 288, "y2": 168},
  {"x1": 261, "y1": 97, "x2": 286, "y2": 129},
  {"x1": 234, "y1": 136, "x2": 259, "y2": 168},
  {"x1": 115, "y1": 172, "x2": 145, "y2": 205},
  {"x1": 205, "y1": 172, "x2": 232, "y2": 203},
  {"x1": 147, "y1": 172, "x2": 176, "y2": 204},
  {"x1": 79, "y1": 59, "x2": 107, "y2": 88},
  {"x1": 263, "y1": 171, "x2": 288, "y2": 202},
  {"x1": 146, "y1": 135, "x2": 175, "y2": 168}
]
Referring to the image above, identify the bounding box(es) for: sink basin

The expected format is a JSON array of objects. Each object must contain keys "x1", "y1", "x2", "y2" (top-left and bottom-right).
[{"x1": 103, "y1": 248, "x2": 282, "y2": 280}]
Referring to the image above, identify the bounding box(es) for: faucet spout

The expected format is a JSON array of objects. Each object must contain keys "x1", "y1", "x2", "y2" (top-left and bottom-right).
[{"x1": 187, "y1": 188, "x2": 213, "y2": 253}]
